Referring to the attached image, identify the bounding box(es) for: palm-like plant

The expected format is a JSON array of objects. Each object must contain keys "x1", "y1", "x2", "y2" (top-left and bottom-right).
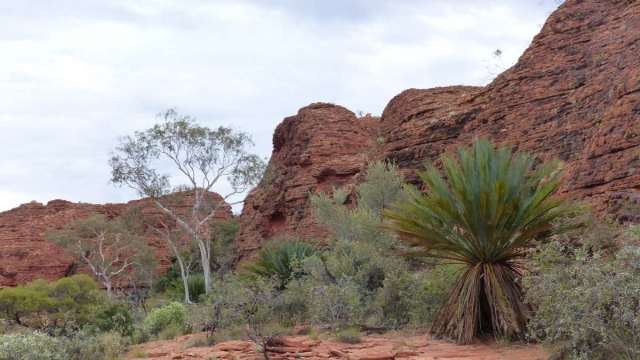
[
  {"x1": 241, "y1": 238, "x2": 320, "y2": 290},
  {"x1": 380, "y1": 139, "x2": 568, "y2": 344}
]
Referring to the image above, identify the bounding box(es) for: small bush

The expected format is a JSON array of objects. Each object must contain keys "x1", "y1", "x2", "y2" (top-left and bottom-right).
[
  {"x1": 130, "y1": 348, "x2": 148, "y2": 358},
  {"x1": 524, "y1": 225, "x2": 640, "y2": 360},
  {"x1": 0, "y1": 331, "x2": 66, "y2": 360},
  {"x1": 335, "y1": 326, "x2": 361, "y2": 344},
  {"x1": 307, "y1": 279, "x2": 364, "y2": 326},
  {"x1": 60, "y1": 331, "x2": 127, "y2": 360},
  {"x1": 158, "y1": 324, "x2": 185, "y2": 340},
  {"x1": 182, "y1": 335, "x2": 215, "y2": 349},
  {"x1": 189, "y1": 274, "x2": 248, "y2": 340},
  {"x1": 143, "y1": 302, "x2": 187, "y2": 336},
  {"x1": 87, "y1": 304, "x2": 134, "y2": 337}
]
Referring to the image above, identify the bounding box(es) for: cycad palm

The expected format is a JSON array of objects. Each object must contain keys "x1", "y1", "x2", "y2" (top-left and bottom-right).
[
  {"x1": 241, "y1": 239, "x2": 320, "y2": 290},
  {"x1": 380, "y1": 139, "x2": 567, "y2": 344}
]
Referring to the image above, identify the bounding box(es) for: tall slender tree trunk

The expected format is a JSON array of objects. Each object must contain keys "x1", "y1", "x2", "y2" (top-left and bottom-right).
[
  {"x1": 196, "y1": 238, "x2": 212, "y2": 294},
  {"x1": 176, "y1": 256, "x2": 192, "y2": 303}
]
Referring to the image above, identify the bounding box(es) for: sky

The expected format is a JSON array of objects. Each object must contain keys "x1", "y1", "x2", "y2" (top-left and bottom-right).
[{"x1": 0, "y1": 0, "x2": 562, "y2": 214}]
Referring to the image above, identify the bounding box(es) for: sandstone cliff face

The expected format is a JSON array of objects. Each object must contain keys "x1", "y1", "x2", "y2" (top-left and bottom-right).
[
  {"x1": 236, "y1": 0, "x2": 640, "y2": 257},
  {"x1": 0, "y1": 192, "x2": 231, "y2": 288},
  {"x1": 235, "y1": 104, "x2": 381, "y2": 254}
]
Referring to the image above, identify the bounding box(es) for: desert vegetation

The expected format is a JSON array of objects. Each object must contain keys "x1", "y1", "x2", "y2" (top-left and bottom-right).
[{"x1": 2, "y1": 121, "x2": 639, "y2": 360}]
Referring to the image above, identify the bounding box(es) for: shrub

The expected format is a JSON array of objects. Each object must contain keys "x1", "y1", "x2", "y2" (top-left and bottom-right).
[
  {"x1": 158, "y1": 324, "x2": 185, "y2": 340},
  {"x1": 335, "y1": 326, "x2": 361, "y2": 344},
  {"x1": 309, "y1": 160, "x2": 451, "y2": 330},
  {"x1": 130, "y1": 348, "x2": 148, "y2": 358},
  {"x1": 0, "y1": 331, "x2": 66, "y2": 360},
  {"x1": 241, "y1": 277, "x2": 291, "y2": 360},
  {"x1": 307, "y1": 279, "x2": 364, "y2": 326},
  {"x1": 524, "y1": 224, "x2": 640, "y2": 360},
  {"x1": 0, "y1": 275, "x2": 103, "y2": 332},
  {"x1": 241, "y1": 238, "x2": 320, "y2": 290},
  {"x1": 188, "y1": 274, "x2": 247, "y2": 340},
  {"x1": 87, "y1": 304, "x2": 134, "y2": 337},
  {"x1": 143, "y1": 302, "x2": 187, "y2": 336},
  {"x1": 60, "y1": 331, "x2": 127, "y2": 360},
  {"x1": 182, "y1": 335, "x2": 215, "y2": 349}
]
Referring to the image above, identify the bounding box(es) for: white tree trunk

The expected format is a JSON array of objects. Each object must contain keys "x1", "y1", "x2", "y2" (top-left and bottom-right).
[{"x1": 176, "y1": 255, "x2": 192, "y2": 303}]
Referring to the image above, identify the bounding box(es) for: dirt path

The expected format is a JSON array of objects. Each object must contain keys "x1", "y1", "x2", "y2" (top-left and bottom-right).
[{"x1": 126, "y1": 332, "x2": 549, "y2": 360}]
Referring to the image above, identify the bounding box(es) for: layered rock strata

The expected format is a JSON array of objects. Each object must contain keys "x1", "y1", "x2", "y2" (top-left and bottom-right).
[{"x1": 235, "y1": 0, "x2": 640, "y2": 258}]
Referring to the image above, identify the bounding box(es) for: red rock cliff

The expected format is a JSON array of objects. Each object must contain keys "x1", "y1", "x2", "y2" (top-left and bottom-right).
[
  {"x1": 235, "y1": 0, "x2": 640, "y2": 258},
  {"x1": 0, "y1": 192, "x2": 231, "y2": 288}
]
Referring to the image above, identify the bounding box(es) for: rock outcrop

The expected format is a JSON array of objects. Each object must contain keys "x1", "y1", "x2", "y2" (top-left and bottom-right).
[
  {"x1": 235, "y1": 0, "x2": 640, "y2": 258},
  {"x1": 0, "y1": 192, "x2": 231, "y2": 288}
]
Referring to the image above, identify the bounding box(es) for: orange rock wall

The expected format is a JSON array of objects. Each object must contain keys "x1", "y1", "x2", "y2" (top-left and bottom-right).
[{"x1": 235, "y1": 0, "x2": 640, "y2": 258}]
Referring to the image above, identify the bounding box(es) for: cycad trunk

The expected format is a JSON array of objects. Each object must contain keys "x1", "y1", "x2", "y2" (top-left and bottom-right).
[{"x1": 431, "y1": 262, "x2": 532, "y2": 344}]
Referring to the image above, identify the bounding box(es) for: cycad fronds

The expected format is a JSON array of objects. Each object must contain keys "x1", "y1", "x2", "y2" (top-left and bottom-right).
[
  {"x1": 381, "y1": 138, "x2": 568, "y2": 344},
  {"x1": 241, "y1": 239, "x2": 320, "y2": 290}
]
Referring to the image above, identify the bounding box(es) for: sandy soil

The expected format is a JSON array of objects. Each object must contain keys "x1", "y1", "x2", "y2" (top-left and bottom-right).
[{"x1": 126, "y1": 331, "x2": 550, "y2": 360}]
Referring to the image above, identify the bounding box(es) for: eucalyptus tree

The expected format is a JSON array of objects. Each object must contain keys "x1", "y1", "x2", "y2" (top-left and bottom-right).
[
  {"x1": 381, "y1": 139, "x2": 570, "y2": 344},
  {"x1": 46, "y1": 213, "x2": 154, "y2": 295},
  {"x1": 109, "y1": 108, "x2": 265, "y2": 300}
]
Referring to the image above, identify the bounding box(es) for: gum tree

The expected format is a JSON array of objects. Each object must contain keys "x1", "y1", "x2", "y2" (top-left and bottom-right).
[
  {"x1": 109, "y1": 108, "x2": 265, "y2": 300},
  {"x1": 46, "y1": 214, "x2": 154, "y2": 295}
]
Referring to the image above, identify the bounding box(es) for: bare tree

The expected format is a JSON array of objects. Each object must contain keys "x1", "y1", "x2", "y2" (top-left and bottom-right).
[
  {"x1": 46, "y1": 214, "x2": 154, "y2": 295},
  {"x1": 109, "y1": 108, "x2": 265, "y2": 298}
]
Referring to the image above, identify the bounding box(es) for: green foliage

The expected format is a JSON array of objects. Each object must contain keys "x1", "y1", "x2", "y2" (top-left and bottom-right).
[
  {"x1": 0, "y1": 284, "x2": 48, "y2": 326},
  {"x1": 140, "y1": 159, "x2": 455, "y2": 342},
  {"x1": 188, "y1": 274, "x2": 248, "y2": 340},
  {"x1": 0, "y1": 331, "x2": 66, "y2": 360},
  {"x1": 0, "y1": 275, "x2": 103, "y2": 332},
  {"x1": 241, "y1": 277, "x2": 289, "y2": 360},
  {"x1": 46, "y1": 275, "x2": 104, "y2": 330},
  {"x1": 524, "y1": 224, "x2": 640, "y2": 360},
  {"x1": 210, "y1": 217, "x2": 241, "y2": 273},
  {"x1": 167, "y1": 273, "x2": 207, "y2": 303},
  {"x1": 305, "y1": 277, "x2": 364, "y2": 326},
  {"x1": 241, "y1": 238, "x2": 320, "y2": 290},
  {"x1": 152, "y1": 260, "x2": 182, "y2": 293},
  {"x1": 143, "y1": 302, "x2": 187, "y2": 336},
  {"x1": 381, "y1": 138, "x2": 570, "y2": 344},
  {"x1": 60, "y1": 331, "x2": 127, "y2": 360},
  {"x1": 307, "y1": 160, "x2": 452, "y2": 329},
  {"x1": 0, "y1": 330, "x2": 127, "y2": 360},
  {"x1": 86, "y1": 304, "x2": 134, "y2": 337}
]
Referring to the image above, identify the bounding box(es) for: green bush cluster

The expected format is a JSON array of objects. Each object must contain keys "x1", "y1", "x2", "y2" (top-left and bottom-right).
[
  {"x1": 0, "y1": 331, "x2": 66, "y2": 360},
  {"x1": 0, "y1": 275, "x2": 104, "y2": 332},
  {"x1": 524, "y1": 224, "x2": 640, "y2": 360},
  {"x1": 0, "y1": 330, "x2": 127, "y2": 360},
  {"x1": 143, "y1": 302, "x2": 187, "y2": 337},
  {"x1": 85, "y1": 304, "x2": 134, "y2": 337},
  {"x1": 209, "y1": 161, "x2": 454, "y2": 337}
]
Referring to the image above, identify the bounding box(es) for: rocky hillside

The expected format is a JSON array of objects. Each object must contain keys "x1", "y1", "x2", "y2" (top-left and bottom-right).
[
  {"x1": 234, "y1": 0, "x2": 640, "y2": 258},
  {"x1": 0, "y1": 193, "x2": 231, "y2": 288}
]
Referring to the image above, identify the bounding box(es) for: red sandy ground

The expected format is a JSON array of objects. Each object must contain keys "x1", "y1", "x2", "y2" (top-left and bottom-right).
[{"x1": 126, "y1": 332, "x2": 549, "y2": 360}]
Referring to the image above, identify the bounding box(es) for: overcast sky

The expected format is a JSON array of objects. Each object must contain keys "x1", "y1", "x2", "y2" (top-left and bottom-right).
[{"x1": 0, "y1": 0, "x2": 561, "y2": 214}]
